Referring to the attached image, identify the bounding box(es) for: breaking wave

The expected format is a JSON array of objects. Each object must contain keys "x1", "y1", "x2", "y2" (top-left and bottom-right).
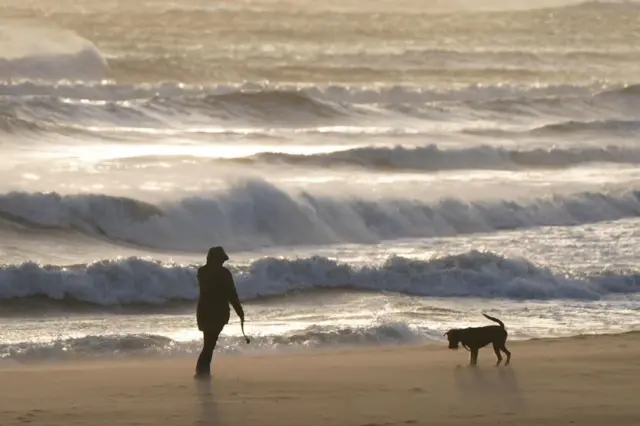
[
  {"x1": 1, "y1": 251, "x2": 638, "y2": 311},
  {"x1": 236, "y1": 145, "x2": 640, "y2": 171},
  {"x1": 2, "y1": 180, "x2": 640, "y2": 251},
  {"x1": 0, "y1": 24, "x2": 110, "y2": 82}
]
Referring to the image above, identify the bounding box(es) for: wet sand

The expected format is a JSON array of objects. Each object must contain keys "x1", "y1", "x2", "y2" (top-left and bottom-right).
[{"x1": 1, "y1": 332, "x2": 638, "y2": 426}]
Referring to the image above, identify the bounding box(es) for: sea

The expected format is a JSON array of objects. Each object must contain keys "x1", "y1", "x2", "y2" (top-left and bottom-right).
[{"x1": 0, "y1": 0, "x2": 639, "y2": 364}]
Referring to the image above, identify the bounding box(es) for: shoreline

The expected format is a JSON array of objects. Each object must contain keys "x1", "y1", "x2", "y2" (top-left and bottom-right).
[{"x1": 1, "y1": 329, "x2": 638, "y2": 369}]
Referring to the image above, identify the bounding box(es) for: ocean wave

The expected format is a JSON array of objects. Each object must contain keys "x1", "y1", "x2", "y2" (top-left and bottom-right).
[
  {"x1": 0, "y1": 110, "x2": 103, "y2": 137},
  {"x1": 558, "y1": 1, "x2": 640, "y2": 12},
  {"x1": 0, "y1": 24, "x2": 110, "y2": 82},
  {"x1": 237, "y1": 145, "x2": 640, "y2": 171},
  {"x1": 0, "y1": 80, "x2": 604, "y2": 103},
  {"x1": 3, "y1": 0, "x2": 638, "y2": 87},
  {"x1": 0, "y1": 251, "x2": 638, "y2": 310},
  {"x1": 467, "y1": 118, "x2": 640, "y2": 139},
  {"x1": 2, "y1": 181, "x2": 640, "y2": 251},
  {"x1": 460, "y1": 84, "x2": 640, "y2": 121},
  {"x1": 160, "y1": 90, "x2": 348, "y2": 122},
  {"x1": 0, "y1": 323, "x2": 427, "y2": 362},
  {"x1": 0, "y1": 113, "x2": 47, "y2": 134},
  {"x1": 0, "y1": 192, "x2": 162, "y2": 237},
  {"x1": 0, "y1": 88, "x2": 356, "y2": 133},
  {"x1": 2, "y1": 81, "x2": 639, "y2": 136},
  {"x1": 531, "y1": 119, "x2": 640, "y2": 137},
  {"x1": 0, "y1": 334, "x2": 178, "y2": 362}
]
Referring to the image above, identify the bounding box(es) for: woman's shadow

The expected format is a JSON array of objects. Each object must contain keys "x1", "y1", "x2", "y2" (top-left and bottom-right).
[
  {"x1": 194, "y1": 378, "x2": 222, "y2": 426},
  {"x1": 453, "y1": 366, "x2": 526, "y2": 411}
]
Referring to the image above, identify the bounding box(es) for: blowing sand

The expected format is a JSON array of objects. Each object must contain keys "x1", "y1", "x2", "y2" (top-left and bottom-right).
[{"x1": 0, "y1": 332, "x2": 638, "y2": 426}]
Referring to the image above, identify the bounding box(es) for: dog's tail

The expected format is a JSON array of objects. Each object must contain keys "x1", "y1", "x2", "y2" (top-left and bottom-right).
[{"x1": 483, "y1": 313, "x2": 505, "y2": 328}]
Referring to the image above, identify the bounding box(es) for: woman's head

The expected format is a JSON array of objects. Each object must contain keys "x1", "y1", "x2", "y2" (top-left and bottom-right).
[{"x1": 206, "y1": 246, "x2": 229, "y2": 265}]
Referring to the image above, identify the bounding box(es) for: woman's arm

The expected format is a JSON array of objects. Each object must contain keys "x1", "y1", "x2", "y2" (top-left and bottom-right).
[{"x1": 225, "y1": 269, "x2": 244, "y2": 321}]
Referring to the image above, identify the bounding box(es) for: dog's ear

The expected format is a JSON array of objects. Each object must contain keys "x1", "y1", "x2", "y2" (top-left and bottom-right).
[{"x1": 443, "y1": 331, "x2": 450, "y2": 336}]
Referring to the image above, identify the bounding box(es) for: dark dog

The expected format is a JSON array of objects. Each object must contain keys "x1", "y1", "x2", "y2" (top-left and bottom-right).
[{"x1": 444, "y1": 314, "x2": 511, "y2": 366}]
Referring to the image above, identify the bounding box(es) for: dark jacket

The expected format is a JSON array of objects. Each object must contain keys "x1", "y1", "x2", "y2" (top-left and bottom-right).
[{"x1": 196, "y1": 264, "x2": 243, "y2": 332}]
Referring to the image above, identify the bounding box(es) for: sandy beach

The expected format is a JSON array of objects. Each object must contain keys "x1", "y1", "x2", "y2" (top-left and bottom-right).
[
  {"x1": 3, "y1": 1, "x2": 640, "y2": 425},
  {"x1": 1, "y1": 332, "x2": 638, "y2": 426}
]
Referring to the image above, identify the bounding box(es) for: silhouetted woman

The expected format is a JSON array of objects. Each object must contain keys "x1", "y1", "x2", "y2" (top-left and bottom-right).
[{"x1": 195, "y1": 246, "x2": 244, "y2": 378}]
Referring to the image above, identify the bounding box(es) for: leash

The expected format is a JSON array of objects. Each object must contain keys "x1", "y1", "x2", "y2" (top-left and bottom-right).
[{"x1": 241, "y1": 319, "x2": 251, "y2": 344}]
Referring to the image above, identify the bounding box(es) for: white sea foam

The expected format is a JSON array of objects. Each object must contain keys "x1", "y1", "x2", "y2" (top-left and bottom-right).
[
  {"x1": 0, "y1": 322, "x2": 431, "y2": 362},
  {"x1": 0, "y1": 251, "x2": 638, "y2": 308}
]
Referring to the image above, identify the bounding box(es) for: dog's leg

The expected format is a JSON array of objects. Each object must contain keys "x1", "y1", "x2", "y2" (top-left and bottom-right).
[
  {"x1": 469, "y1": 348, "x2": 479, "y2": 366},
  {"x1": 502, "y1": 345, "x2": 511, "y2": 366},
  {"x1": 492, "y1": 342, "x2": 503, "y2": 366}
]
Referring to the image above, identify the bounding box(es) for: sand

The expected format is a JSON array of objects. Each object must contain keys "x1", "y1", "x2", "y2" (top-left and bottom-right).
[{"x1": 1, "y1": 332, "x2": 638, "y2": 426}]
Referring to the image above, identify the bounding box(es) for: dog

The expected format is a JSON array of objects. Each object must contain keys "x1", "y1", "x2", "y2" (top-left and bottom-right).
[{"x1": 444, "y1": 314, "x2": 511, "y2": 366}]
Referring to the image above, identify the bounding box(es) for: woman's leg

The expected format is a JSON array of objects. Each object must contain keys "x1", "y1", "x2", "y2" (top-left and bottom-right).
[
  {"x1": 195, "y1": 324, "x2": 224, "y2": 376},
  {"x1": 195, "y1": 332, "x2": 213, "y2": 375}
]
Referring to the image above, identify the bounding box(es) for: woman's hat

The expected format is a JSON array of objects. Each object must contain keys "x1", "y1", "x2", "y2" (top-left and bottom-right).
[{"x1": 206, "y1": 246, "x2": 229, "y2": 263}]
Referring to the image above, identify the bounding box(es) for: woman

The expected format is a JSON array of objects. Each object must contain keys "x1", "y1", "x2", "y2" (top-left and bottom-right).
[{"x1": 195, "y1": 246, "x2": 244, "y2": 378}]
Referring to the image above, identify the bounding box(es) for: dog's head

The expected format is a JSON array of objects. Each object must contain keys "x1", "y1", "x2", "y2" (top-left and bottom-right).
[{"x1": 444, "y1": 329, "x2": 462, "y2": 350}]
